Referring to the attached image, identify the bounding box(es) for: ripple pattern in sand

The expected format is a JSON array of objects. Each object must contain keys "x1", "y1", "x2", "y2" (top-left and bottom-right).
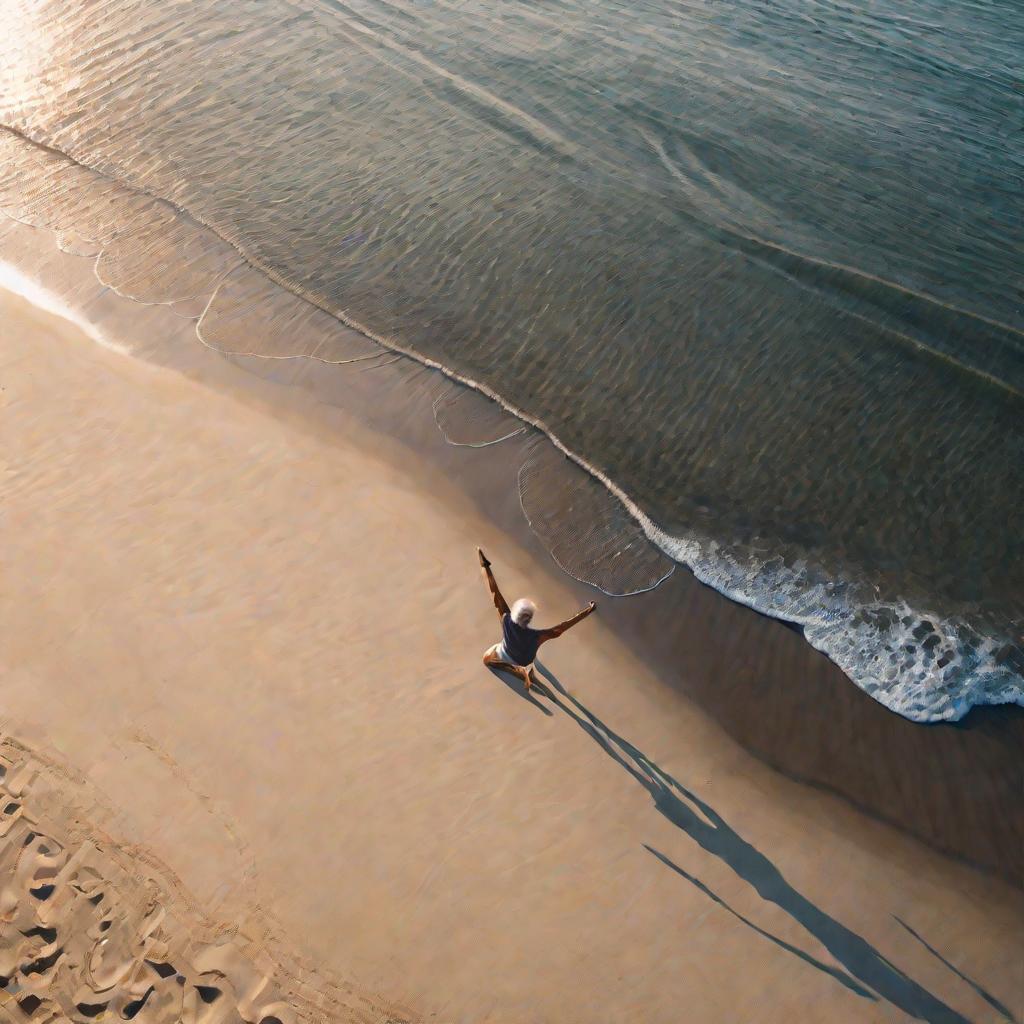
[{"x1": 0, "y1": 736, "x2": 421, "y2": 1024}]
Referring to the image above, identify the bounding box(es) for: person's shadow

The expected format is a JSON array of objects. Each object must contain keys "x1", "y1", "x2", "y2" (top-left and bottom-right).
[
  {"x1": 486, "y1": 664, "x2": 553, "y2": 716},
  {"x1": 517, "y1": 661, "x2": 1013, "y2": 1024}
]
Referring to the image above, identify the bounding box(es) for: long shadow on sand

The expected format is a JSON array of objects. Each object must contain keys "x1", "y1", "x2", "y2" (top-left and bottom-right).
[
  {"x1": 525, "y1": 661, "x2": 979, "y2": 1024},
  {"x1": 487, "y1": 666, "x2": 553, "y2": 716},
  {"x1": 894, "y1": 917, "x2": 1018, "y2": 1023}
]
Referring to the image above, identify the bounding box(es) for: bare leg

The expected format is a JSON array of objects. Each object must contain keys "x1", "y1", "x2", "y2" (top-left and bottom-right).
[{"x1": 484, "y1": 648, "x2": 533, "y2": 690}]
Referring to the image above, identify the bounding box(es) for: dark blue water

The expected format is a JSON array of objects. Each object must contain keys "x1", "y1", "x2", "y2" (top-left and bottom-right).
[{"x1": 1, "y1": 0, "x2": 1021, "y2": 719}]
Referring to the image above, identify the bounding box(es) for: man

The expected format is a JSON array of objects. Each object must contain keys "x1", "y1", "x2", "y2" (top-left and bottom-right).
[{"x1": 478, "y1": 547, "x2": 596, "y2": 691}]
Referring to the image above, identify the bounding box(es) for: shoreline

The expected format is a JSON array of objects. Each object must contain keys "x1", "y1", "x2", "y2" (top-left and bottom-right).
[
  {"x1": 2, "y1": 125, "x2": 1019, "y2": 727},
  {"x1": 1, "y1": 212, "x2": 1022, "y2": 888},
  {"x1": 3, "y1": 277, "x2": 1024, "y2": 1021}
]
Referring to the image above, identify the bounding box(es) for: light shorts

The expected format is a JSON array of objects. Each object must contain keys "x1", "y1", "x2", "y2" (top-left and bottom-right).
[{"x1": 485, "y1": 643, "x2": 533, "y2": 671}]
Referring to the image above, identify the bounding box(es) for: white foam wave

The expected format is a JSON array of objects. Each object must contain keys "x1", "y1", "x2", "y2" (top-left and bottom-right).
[
  {"x1": 0, "y1": 256, "x2": 133, "y2": 357},
  {"x1": 657, "y1": 534, "x2": 1024, "y2": 722}
]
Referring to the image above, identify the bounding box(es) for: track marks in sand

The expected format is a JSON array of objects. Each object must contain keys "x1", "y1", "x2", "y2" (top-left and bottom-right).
[
  {"x1": 124, "y1": 729, "x2": 258, "y2": 898},
  {"x1": 0, "y1": 734, "x2": 424, "y2": 1024}
]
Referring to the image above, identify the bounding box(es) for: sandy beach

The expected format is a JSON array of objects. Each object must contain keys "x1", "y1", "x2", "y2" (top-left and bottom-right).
[{"x1": 2, "y1": 283, "x2": 1023, "y2": 1023}]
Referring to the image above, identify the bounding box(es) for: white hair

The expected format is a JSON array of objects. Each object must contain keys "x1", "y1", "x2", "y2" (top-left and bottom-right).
[{"x1": 511, "y1": 598, "x2": 537, "y2": 626}]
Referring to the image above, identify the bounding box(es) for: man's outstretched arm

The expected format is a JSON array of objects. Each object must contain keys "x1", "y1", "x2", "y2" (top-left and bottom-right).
[
  {"x1": 478, "y1": 548, "x2": 510, "y2": 618},
  {"x1": 540, "y1": 601, "x2": 597, "y2": 642}
]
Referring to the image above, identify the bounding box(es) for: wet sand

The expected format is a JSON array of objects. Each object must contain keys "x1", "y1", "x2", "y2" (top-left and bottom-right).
[
  {"x1": 2, "y1": 210, "x2": 1021, "y2": 889},
  {"x1": 2, "y1": 285, "x2": 1023, "y2": 1023}
]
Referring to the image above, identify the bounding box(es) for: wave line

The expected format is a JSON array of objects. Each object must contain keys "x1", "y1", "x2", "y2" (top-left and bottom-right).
[{"x1": 640, "y1": 126, "x2": 1024, "y2": 344}]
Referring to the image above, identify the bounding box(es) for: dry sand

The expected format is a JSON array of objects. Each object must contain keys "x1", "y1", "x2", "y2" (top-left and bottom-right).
[{"x1": 2, "y1": 287, "x2": 1023, "y2": 1023}]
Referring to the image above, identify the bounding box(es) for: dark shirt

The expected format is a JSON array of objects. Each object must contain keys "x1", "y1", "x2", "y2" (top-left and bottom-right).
[{"x1": 501, "y1": 613, "x2": 542, "y2": 666}]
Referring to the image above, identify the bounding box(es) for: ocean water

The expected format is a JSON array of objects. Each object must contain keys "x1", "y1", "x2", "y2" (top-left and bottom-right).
[{"x1": 1, "y1": 0, "x2": 1021, "y2": 721}]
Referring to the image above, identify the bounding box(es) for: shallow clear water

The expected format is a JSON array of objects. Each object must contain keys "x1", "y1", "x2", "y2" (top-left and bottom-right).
[{"x1": 1, "y1": 0, "x2": 1022, "y2": 719}]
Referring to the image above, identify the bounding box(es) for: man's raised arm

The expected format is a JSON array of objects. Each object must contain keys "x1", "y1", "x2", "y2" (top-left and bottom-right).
[
  {"x1": 540, "y1": 601, "x2": 596, "y2": 642},
  {"x1": 478, "y1": 548, "x2": 510, "y2": 618}
]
